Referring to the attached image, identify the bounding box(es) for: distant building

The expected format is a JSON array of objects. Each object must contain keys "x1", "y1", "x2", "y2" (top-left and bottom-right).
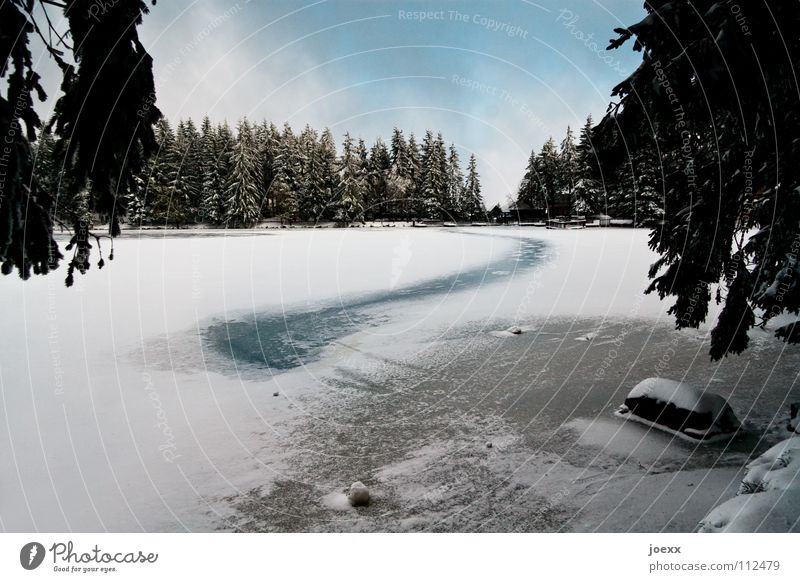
[
  {"x1": 503, "y1": 200, "x2": 610, "y2": 227},
  {"x1": 547, "y1": 216, "x2": 586, "y2": 229},
  {"x1": 547, "y1": 201, "x2": 574, "y2": 219},
  {"x1": 488, "y1": 204, "x2": 504, "y2": 223},
  {"x1": 587, "y1": 214, "x2": 612, "y2": 227},
  {"x1": 610, "y1": 218, "x2": 635, "y2": 227},
  {"x1": 506, "y1": 200, "x2": 546, "y2": 224}
]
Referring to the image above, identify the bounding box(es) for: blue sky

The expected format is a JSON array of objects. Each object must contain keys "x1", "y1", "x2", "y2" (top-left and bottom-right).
[{"x1": 34, "y1": 0, "x2": 647, "y2": 207}]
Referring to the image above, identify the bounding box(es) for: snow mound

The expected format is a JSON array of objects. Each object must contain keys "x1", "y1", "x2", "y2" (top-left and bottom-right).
[
  {"x1": 738, "y1": 438, "x2": 800, "y2": 495},
  {"x1": 348, "y1": 481, "x2": 370, "y2": 507},
  {"x1": 627, "y1": 378, "x2": 725, "y2": 413},
  {"x1": 698, "y1": 437, "x2": 800, "y2": 532},
  {"x1": 616, "y1": 378, "x2": 740, "y2": 441},
  {"x1": 489, "y1": 325, "x2": 525, "y2": 338},
  {"x1": 698, "y1": 491, "x2": 800, "y2": 532}
]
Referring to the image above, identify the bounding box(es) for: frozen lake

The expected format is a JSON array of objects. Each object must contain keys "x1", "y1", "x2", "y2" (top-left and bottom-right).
[
  {"x1": 202, "y1": 232, "x2": 546, "y2": 372},
  {"x1": 1, "y1": 227, "x2": 797, "y2": 532}
]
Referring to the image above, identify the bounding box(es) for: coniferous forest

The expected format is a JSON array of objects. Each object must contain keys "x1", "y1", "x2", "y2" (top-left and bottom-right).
[
  {"x1": 34, "y1": 118, "x2": 486, "y2": 229},
  {"x1": 515, "y1": 115, "x2": 663, "y2": 225}
]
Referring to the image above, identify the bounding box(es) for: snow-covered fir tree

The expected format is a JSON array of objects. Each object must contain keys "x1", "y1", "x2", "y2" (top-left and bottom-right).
[
  {"x1": 462, "y1": 154, "x2": 484, "y2": 220},
  {"x1": 318, "y1": 128, "x2": 339, "y2": 220},
  {"x1": 356, "y1": 138, "x2": 368, "y2": 168},
  {"x1": 533, "y1": 137, "x2": 561, "y2": 214},
  {"x1": 198, "y1": 116, "x2": 217, "y2": 224},
  {"x1": 387, "y1": 128, "x2": 413, "y2": 218},
  {"x1": 297, "y1": 125, "x2": 328, "y2": 222},
  {"x1": 123, "y1": 144, "x2": 150, "y2": 226},
  {"x1": 334, "y1": 132, "x2": 365, "y2": 225},
  {"x1": 559, "y1": 126, "x2": 579, "y2": 216},
  {"x1": 32, "y1": 127, "x2": 76, "y2": 222},
  {"x1": 125, "y1": 169, "x2": 149, "y2": 225},
  {"x1": 389, "y1": 127, "x2": 407, "y2": 173},
  {"x1": 446, "y1": 143, "x2": 464, "y2": 220},
  {"x1": 420, "y1": 131, "x2": 447, "y2": 219},
  {"x1": 366, "y1": 138, "x2": 390, "y2": 219},
  {"x1": 175, "y1": 119, "x2": 203, "y2": 222},
  {"x1": 406, "y1": 133, "x2": 422, "y2": 218},
  {"x1": 261, "y1": 122, "x2": 281, "y2": 216},
  {"x1": 254, "y1": 121, "x2": 278, "y2": 218},
  {"x1": 149, "y1": 118, "x2": 193, "y2": 227},
  {"x1": 224, "y1": 119, "x2": 262, "y2": 227},
  {"x1": 269, "y1": 123, "x2": 301, "y2": 223},
  {"x1": 201, "y1": 122, "x2": 234, "y2": 225},
  {"x1": 353, "y1": 137, "x2": 370, "y2": 217},
  {"x1": 33, "y1": 128, "x2": 57, "y2": 205},
  {"x1": 516, "y1": 149, "x2": 541, "y2": 211},
  {"x1": 611, "y1": 140, "x2": 663, "y2": 226},
  {"x1": 574, "y1": 115, "x2": 601, "y2": 214}
]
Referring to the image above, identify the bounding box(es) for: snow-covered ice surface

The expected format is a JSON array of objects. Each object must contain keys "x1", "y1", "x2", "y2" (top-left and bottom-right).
[{"x1": 1, "y1": 226, "x2": 798, "y2": 532}]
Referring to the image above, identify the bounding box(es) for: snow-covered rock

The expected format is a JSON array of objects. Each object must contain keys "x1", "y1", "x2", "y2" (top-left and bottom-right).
[
  {"x1": 507, "y1": 325, "x2": 523, "y2": 335},
  {"x1": 698, "y1": 437, "x2": 800, "y2": 532},
  {"x1": 615, "y1": 378, "x2": 740, "y2": 441},
  {"x1": 347, "y1": 481, "x2": 370, "y2": 507}
]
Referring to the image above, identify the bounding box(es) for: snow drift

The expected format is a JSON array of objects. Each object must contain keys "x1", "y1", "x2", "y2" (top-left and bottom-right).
[
  {"x1": 616, "y1": 378, "x2": 740, "y2": 442},
  {"x1": 698, "y1": 437, "x2": 800, "y2": 532}
]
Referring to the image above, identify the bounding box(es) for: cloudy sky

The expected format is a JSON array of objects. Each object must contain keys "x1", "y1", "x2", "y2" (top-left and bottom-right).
[{"x1": 34, "y1": 0, "x2": 646, "y2": 208}]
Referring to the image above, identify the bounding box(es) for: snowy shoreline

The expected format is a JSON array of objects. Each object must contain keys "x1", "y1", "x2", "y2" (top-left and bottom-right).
[
  {"x1": 222, "y1": 313, "x2": 797, "y2": 532},
  {"x1": 53, "y1": 223, "x2": 641, "y2": 239}
]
